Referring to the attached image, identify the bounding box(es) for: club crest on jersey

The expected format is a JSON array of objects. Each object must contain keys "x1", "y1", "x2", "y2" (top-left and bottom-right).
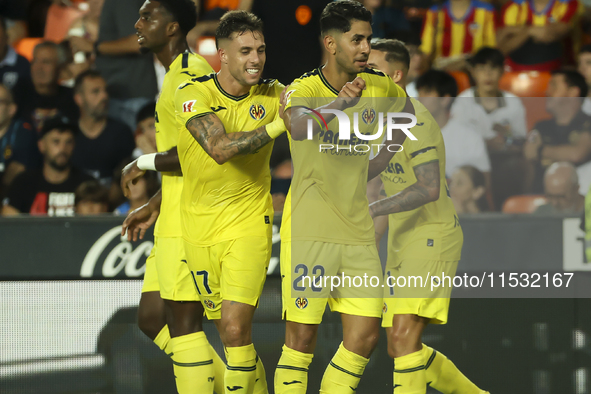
[
  {"x1": 362, "y1": 108, "x2": 376, "y2": 124},
  {"x1": 383, "y1": 303, "x2": 388, "y2": 313},
  {"x1": 250, "y1": 103, "x2": 266, "y2": 120},
  {"x1": 204, "y1": 299, "x2": 215, "y2": 309},
  {"x1": 182, "y1": 100, "x2": 196, "y2": 113},
  {"x1": 469, "y1": 23, "x2": 480, "y2": 35},
  {"x1": 295, "y1": 297, "x2": 308, "y2": 310}
]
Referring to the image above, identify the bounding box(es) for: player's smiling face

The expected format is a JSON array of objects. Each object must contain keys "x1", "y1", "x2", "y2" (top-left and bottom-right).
[
  {"x1": 334, "y1": 20, "x2": 372, "y2": 75},
  {"x1": 220, "y1": 30, "x2": 266, "y2": 87},
  {"x1": 135, "y1": 0, "x2": 171, "y2": 53}
]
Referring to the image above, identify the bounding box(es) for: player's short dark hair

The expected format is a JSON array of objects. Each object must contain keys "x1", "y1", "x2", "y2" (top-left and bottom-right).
[
  {"x1": 320, "y1": 0, "x2": 372, "y2": 35},
  {"x1": 580, "y1": 44, "x2": 591, "y2": 56},
  {"x1": 136, "y1": 101, "x2": 156, "y2": 125},
  {"x1": 416, "y1": 70, "x2": 458, "y2": 98},
  {"x1": 370, "y1": 38, "x2": 410, "y2": 70},
  {"x1": 469, "y1": 47, "x2": 504, "y2": 69},
  {"x1": 75, "y1": 179, "x2": 110, "y2": 206},
  {"x1": 215, "y1": 10, "x2": 264, "y2": 49},
  {"x1": 551, "y1": 68, "x2": 588, "y2": 97},
  {"x1": 74, "y1": 69, "x2": 103, "y2": 94},
  {"x1": 157, "y1": 0, "x2": 198, "y2": 36}
]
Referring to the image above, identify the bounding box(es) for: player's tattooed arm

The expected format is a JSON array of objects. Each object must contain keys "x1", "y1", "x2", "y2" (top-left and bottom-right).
[
  {"x1": 186, "y1": 113, "x2": 273, "y2": 165},
  {"x1": 369, "y1": 160, "x2": 440, "y2": 217}
]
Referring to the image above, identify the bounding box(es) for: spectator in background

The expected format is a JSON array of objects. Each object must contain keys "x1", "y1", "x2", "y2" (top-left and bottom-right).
[
  {"x1": 420, "y1": 0, "x2": 497, "y2": 71},
  {"x1": 71, "y1": 70, "x2": 135, "y2": 184},
  {"x1": 0, "y1": 84, "x2": 40, "y2": 195},
  {"x1": 417, "y1": 69, "x2": 494, "y2": 207},
  {"x1": 113, "y1": 170, "x2": 159, "y2": 215},
  {"x1": 359, "y1": 0, "x2": 410, "y2": 40},
  {"x1": 405, "y1": 40, "x2": 429, "y2": 97},
  {"x1": 0, "y1": 17, "x2": 30, "y2": 90},
  {"x1": 68, "y1": 0, "x2": 104, "y2": 46},
  {"x1": 524, "y1": 69, "x2": 591, "y2": 192},
  {"x1": 498, "y1": 0, "x2": 583, "y2": 71},
  {"x1": 132, "y1": 101, "x2": 157, "y2": 158},
  {"x1": 95, "y1": 0, "x2": 158, "y2": 130},
  {"x1": 251, "y1": 0, "x2": 330, "y2": 85},
  {"x1": 0, "y1": 0, "x2": 27, "y2": 44},
  {"x1": 1, "y1": 116, "x2": 92, "y2": 216},
  {"x1": 452, "y1": 47, "x2": 527, "y2": 151},
  {"x1": 74, "y1": 178, "x2": 109, "y2": 215},
  {"x1": 13, "y1": 41, "x2": 78, "y2": 133},
  {"x1": 534, "y1": 161, "x2": 585, "y2": 214},
  {"x1": 450, "y1": 165, "x2": 487, "y2": 214},
  {"x1": 578, "y1": 44, "x2": 591, "y2": 115},
  {"x1": 66, "y1": 0, "x2": 105, "y2": 85}
]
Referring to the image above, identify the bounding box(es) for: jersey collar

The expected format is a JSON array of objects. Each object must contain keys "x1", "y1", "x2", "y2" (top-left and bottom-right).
[
  {"x1": 213, "y1": 74, "x2": 251, "y2": 101},
  {"x1": 318, "y1": 67, "x2": 340, "y2": 96}
]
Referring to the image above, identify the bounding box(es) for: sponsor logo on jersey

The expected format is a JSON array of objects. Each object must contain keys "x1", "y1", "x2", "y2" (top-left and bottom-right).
[
  {"x1": 250, "y1": 103, "x2": 266, "y2": 120},
  {"x1": 183, "y1": 100, "x2": 196, "y2": 112},
  {"x1": 295, "y1": 297, "x2": 308, "y2": 309}
]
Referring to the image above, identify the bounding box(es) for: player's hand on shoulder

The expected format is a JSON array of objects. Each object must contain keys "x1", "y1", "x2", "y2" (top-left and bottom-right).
[
  {"x1": 279, "y1": 84, "x2": 291, "y2": 120},
  {"x1": 121, "y1": 159, "x2": 146, "y2": 198},
  {"x1": 338, "y1": 77, "x2": 366, "y2": 108}
]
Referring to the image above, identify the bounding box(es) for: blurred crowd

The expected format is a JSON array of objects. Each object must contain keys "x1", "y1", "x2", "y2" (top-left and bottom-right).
[{"x1": 0, "y1": 0, "x2": 590, "y2": 217}]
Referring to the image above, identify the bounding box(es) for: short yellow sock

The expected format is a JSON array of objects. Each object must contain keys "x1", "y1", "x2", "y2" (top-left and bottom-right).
[
  {"x1": 153, "y1": 324, "x2": 172, "y2": 355},
  {"x1": 393, "y1": 349, "x2": 426, "y2": 394},
  {"x1": 225, "y1": 344, "x2": 258, "y2": 394},
  {"x1": 422, "y1": 345, "x2": 481, "y2": 394},
  {"x1": 320, "y1": 342, "x2": 369, "y2": 393},
  {"x1": 170, "y1": 331, "x2": 215, "y2": 394},
  {"x1": 274, "y1": 345, "x2": 313, "y2": 394},
  {"x1": 210, "y1": 344, "x2": 225, "y2": 394}
]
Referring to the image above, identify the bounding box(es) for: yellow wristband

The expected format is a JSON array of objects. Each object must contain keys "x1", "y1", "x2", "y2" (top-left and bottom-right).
[{"x1": 266, "y1": 117, "x2": 286, "y2": 139}]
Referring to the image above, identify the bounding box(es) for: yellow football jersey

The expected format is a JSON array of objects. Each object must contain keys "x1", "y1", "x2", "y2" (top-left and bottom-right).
[
  {"x1": 154, "y1": 52, "x2": 213, "y2": 238},
  {"x1": 380, "y1": 99, "x2": 462, "y2": 261},
  {"x1": 281, "y1": 67, "x2": 407, "y2": 245},
  {"x1": 175, "y1": 73, "x2": 284, "y2": 246}
]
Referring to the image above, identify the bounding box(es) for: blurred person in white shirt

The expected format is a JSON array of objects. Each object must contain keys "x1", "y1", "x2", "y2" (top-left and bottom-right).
[{"x1": 451, "y1": 47, "x2": 527, "y2": 152}]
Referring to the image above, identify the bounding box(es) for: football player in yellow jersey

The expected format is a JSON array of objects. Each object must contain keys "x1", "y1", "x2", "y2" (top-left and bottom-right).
[
  {"x1": 275, "y1": 2, "x2": 414, "y2": 393},
  {"x1": 367, "y1": 39, "x2": 488, "y2": 394},
  {"x1": 172, "y1": 10, "x2": 287, "y2": 394},
  {"x1": 119, "y1": 1, "x2": 226, "y2": 393}
]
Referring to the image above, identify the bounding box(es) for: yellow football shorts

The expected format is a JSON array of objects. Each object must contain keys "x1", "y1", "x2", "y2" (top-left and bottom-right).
[
  {"x1": 183, "y1": 236, "x2": 271, "y2": 320},
  {"x1": 151, "y1": 236, "x2": 199, "y2": 301},
  {"x1": 281, "y1": 240, "x2": 383, "y2": 325},
  {"x1": 382, "y1": 258, "x2": 459, "y2": 327},
  {"x1": 141, "y1": 244, "x2": 159, "y2": 293}
]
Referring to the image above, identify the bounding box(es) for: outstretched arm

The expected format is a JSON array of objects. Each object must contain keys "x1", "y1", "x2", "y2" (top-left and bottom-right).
[{"x1": 369, "y1": 160, "x2": 440, "y2": 217}]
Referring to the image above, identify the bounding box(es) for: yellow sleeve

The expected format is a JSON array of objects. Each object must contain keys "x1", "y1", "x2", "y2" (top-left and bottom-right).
[
  {"x1": 284, "y1": 80, "x2": 314, "y2": 111},
  {"x1": 408, "y1": 121, "x2": 440, "y2": 168},
  {"x1": 174, "y1": 81, "x2": 213, "y2": 127}
]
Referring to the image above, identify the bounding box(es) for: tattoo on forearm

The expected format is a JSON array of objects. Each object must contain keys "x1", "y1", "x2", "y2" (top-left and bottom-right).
[
  {"x1": 371, "y1": 161, "x2": 440, "y2": 215},
  {"x1": 186, "y1": 114, "x2": 272, "y2": 163}
]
